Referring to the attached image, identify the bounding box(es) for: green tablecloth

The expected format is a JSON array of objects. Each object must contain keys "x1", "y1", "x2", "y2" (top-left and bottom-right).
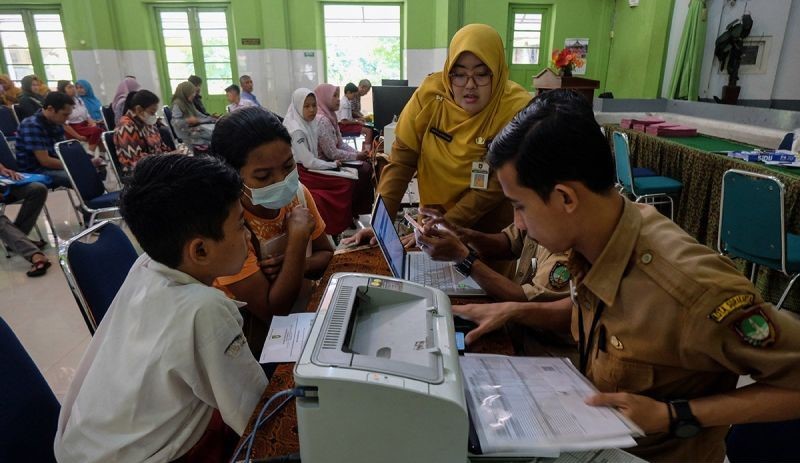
[{"x1": 606, "y1": 125, "x2": 800, "y2": 311}]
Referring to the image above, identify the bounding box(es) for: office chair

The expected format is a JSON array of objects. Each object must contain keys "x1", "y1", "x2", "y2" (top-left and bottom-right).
[
  {"x1": 0, "y1": 316, "x2": 60, "y2": 463},
  {"x1": 718, "y1": 169, "x2": 800, "y2": 310},
  {"x1": 613, "y1": 131, "x2": 682, "y2": 219},
  {"x1": 59, "y1": 221, "x2": 139, "y2": 334},
  {"x1": 54, "y1": 140, "x2": 121, "y2": 228}
]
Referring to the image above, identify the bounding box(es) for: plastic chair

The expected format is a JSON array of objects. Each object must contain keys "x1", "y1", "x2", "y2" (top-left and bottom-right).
[
  {"x1": 0, "y1": 106, "x2": 19, "y2": 141},
  {"x1": 59, "y1": 221, "x2": 138, "y2": 333},
  {"x1": 613, "y1": 131, "x2": 682, "y2": 219},
  {"x1": 726, "y1": 419, "x2": 800, "y2": 462},
  {"x1": 0, "y1": 316, "x2": 60, "y2": 463},
  {"x1": 778, "y1": 132, "x2": 794, "y2": 151},
  {"x1": 101, "y1": 130, "x2": 125, "y2": 185},
  {"x1": 101, "y1": 104, "x2": 116, "y2": 131},
  {"x1": 54, "y1": 140, "x2": 121, "y2": 228},
  {"x1": 718, "y1": 169, "x2": 800, "y2": 310}
]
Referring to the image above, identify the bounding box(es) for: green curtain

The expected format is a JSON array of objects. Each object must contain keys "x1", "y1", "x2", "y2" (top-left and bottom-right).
[{"x1": 669, "y1": 0, "x2": 707, "y2": 100}]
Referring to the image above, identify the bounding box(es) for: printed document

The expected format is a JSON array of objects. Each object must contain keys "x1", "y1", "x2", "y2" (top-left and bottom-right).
[{"x1": 259, "y1": 313, "x2": 316, "y2": 363}]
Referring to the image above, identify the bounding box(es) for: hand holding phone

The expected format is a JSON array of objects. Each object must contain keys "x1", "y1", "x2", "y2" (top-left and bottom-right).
[{"x1": 404, "y1": 213, "x2": 423, "y2": 232}]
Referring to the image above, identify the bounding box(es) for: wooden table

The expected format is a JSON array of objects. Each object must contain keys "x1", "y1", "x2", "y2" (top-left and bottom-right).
[{"x1": 235, "y1": 246, "x2": 515, "y2": 459}]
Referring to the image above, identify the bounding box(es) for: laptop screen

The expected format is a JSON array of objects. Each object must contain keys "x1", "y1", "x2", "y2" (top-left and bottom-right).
[{"x1": 371, "y1": 196, "x2": 405, "y2": 278}]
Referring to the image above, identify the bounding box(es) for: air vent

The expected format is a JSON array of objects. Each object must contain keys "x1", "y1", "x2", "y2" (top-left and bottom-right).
[{"x1": 321, "y1": 286, "x2": 352, "y2": 349}]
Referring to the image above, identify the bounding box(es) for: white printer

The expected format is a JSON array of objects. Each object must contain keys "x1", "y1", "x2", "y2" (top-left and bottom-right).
[{"x1": 294, "y1": 273, "x2": 468, "y2": 463}]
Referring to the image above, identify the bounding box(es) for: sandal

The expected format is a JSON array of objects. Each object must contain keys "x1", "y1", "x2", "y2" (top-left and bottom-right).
[{"x1": 26, "y1": 259, "x2": 51, "y2": 277}]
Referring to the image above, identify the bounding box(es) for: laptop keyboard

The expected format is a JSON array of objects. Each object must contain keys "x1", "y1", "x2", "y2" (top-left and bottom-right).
[{"x1": 409, "y1": 252, "x2": 452, "y2": 289}]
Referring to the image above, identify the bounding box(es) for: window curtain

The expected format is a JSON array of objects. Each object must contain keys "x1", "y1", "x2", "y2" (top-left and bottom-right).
[{"x1": 669, "y1": 0, "x2": 707, "y2": 100}]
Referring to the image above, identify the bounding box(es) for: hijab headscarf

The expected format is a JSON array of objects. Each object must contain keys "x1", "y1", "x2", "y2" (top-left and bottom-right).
[
  {"x1": 77, "y1": 79, "x2": 102, "y2": 121},
  {"x1": 313, "y1": 84, "x2": 339, "y2": 129},
  {"x1": 113, "y1": 77, "x2": 140, "y2": 110},
  {"x1": 393, "y1": 23, "x2": 530, "y2": 209},
  {"x1": 284, "y1": 88, "x2": 318, "y2": 154},
  {"x1": 172, "y1": 81, "x2": 198, "y2": 117},
  {"x1": 20, "y1": 75, "x2": 45, "y2": 103}
]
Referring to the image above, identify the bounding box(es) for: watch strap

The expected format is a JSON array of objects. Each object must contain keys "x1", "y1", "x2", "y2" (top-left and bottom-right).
[{"x1": 454, "y1": 247, "x2": 478, "y2": 277}]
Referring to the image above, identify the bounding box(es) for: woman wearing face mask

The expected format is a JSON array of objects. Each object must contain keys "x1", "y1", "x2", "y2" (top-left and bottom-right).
[
  {"x1": 58, "y1": 80, "x2": 105, "y2": 154},
  {"x1": 283, "y1": 88, "x2": 356, "y2": 236},
  {"x1": 114, "y1": 90, "x2": 173, "y2": 175},
  {"x1": 343, "y1": 24, "x2": 531, "y2": 259},
  {"x1": 212, "y1": 107, "x2": 334, "y2": 355},
  {"x1": 16, "y1": 75, "x2": 46, "y2": 120}
]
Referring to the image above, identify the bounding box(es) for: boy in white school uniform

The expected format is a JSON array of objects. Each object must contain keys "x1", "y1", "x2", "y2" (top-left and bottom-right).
[{"x1": 54, "y1": 155, "x2": 268, "y2": 463}]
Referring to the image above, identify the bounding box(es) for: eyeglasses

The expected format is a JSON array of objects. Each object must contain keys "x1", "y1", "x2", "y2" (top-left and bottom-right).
[{"x1": 448, "y1": 71, "x2": 493, "y2": 87}]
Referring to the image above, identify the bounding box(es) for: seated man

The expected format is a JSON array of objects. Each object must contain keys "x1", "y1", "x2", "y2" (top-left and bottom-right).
[
  {"x1": 239, "y1": 75, "x2": 262, "y2": 108},
  {"x1": 15, "y1": 92, "x2": 102, "y2": 188},
  {"x1": 225, "y1": 84, "x2": 256, "y2": 113},
  {"x1": 457, "y1": 89, "x2": 800, "y2": 462},
  {"x1": 54, "y1": 155, "x2": 268, "y2": 463}
]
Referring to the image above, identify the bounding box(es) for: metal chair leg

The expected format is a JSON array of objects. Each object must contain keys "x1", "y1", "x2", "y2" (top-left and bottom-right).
[
  {"x1": 749, "y1": 263, "x2": 759, "y2": 283},
  {"x1": 42, "y1": 204, "x2": 58, "y2": 247},
  {"x1": 776, "y1": 273, "x2": 800, "y2": 311}
]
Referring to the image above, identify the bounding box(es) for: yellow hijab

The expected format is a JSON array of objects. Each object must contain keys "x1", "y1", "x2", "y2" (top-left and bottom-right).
[{"x1": 394, "y1": 23, "x2": 530, "y2": 208}]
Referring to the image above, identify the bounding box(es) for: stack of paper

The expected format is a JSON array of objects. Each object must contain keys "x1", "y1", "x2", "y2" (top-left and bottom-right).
[
  {"x1": 621, "y1": 117, "x2": 664, "y2": 131},
  {"x1": 462, "y1": 354, "x2": 642, "y2": 459},
  {"x1": 645, "y1": 123, "x2": 697, "y2": 137}
]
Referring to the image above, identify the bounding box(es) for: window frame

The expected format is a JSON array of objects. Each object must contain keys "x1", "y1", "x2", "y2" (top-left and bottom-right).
[
  {"x1": 506, "y1": 4, "x2": 552, "y2": 91},
  {"x1": 153, "y1": 4, "x2": 238, "y2": 106},
  {"x1": 0, "y1": 7, "x2": 74, "y2": 88},
  {"x1": 320, "y1": 2, "x2": 405, "y2": 85}
]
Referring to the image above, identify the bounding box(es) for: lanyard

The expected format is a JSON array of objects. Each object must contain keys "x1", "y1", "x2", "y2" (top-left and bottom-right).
[{"x1": 571, "y1": 281, "x2": 606, "y2": 375}]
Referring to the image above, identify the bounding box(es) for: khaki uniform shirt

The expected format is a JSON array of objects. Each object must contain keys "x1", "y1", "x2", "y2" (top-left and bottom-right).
[
  {"x1": 568, "y1": 200, "x2": 800, "y2": 463},
  {"x1": 503, "y1": 224, "x2": 571, "y2": 301}
]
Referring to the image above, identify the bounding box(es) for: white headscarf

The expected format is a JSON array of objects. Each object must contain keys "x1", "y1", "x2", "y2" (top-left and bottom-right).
[{"x1": 283, "y1": 88, "x2": 318, "y2": 155}]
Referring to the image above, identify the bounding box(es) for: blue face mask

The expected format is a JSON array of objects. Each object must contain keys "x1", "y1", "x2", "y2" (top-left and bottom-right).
[{"x1": 244, "y1": 168, "x2": 299, "y2": 209}]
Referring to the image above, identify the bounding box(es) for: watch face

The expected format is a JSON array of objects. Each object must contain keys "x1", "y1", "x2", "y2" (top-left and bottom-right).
[{"x1": 675, "y1": 422, "x2": 702, "y2": 438}]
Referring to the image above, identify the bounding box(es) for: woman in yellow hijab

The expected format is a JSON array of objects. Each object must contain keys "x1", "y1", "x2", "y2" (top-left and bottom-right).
[{"x1": 347, "y1": 24, "x2": 530, "y2": 246}]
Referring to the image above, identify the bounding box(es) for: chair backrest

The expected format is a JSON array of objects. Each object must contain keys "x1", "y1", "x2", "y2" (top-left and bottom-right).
[
  {"x1": 101, "y1": 104, "x2": 115, "y2": 131},
  {"x1": 718, "y1": 169, "x2": 787, "y2": 273},
  {"x1": 11, "y1": 104, "x2": 24, "y2": 123},
  {"x1": 0, "y1": 131, "x2": 19, "y2": 171},
  {"x1": 55, "y1": 140, "x2": 106, "y2": 202},
  {"x1": 0, "y1": 105, "x2": 19, "y2": 137},
  {"x1": 59, "y1": 221, "x2": 139, "y2": 333},
  {"x1": 101, "y1": 130, "x2": 124, "y2": 183},
  {"x1": 612, "y1": 131, "x2": 635, "y2": 193},
  {"x1": 162, "y1": 105, "x2": 181, "y2": 142},
  {"x1": 0, "y1": 317, "x2": 60, "y2": 462}
]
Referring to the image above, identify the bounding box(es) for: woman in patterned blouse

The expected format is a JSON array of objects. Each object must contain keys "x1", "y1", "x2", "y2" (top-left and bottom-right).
[{"x1": 113, "y1": 90, "x2": 172, "y2": 174}]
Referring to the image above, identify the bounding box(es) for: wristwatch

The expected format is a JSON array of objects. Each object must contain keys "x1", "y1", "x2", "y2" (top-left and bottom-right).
[
  {"x1": 669, "y1": 399, "x2": 701, "y2": 438},
  {"x1": 454, "y1": 247, "x2": 479, "y2": 277}
]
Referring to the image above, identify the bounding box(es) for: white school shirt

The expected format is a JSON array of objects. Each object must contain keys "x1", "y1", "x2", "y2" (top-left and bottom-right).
[
  {"x1": 227, "y1": 98, "x2": 256, "y2": 113},
  {"x1": 54, "y1": 254, "x2": 268, "y2": 463},
  {"x1": 67, "y1": 97, "x2": 90, "y2": 124},
  {"x1": 290, "y1": 129, "x2": 338, "y2": 170},
  {"x1": 336, "y1": 96, "x2": 353, "y2": 121}
]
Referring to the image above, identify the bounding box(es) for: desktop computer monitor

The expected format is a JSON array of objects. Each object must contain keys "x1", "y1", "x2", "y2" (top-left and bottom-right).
[
  {"x1": 373, "y1": 85, "x2": 417, "y2": 132},
  {"x1": 381, "y1": 79, "x2": 408, "y2": 86}
]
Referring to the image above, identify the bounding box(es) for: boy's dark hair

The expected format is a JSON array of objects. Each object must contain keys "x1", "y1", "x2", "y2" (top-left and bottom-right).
[
  {"x1": 211, "y1": 106, "x2": 292, "y2": 171},
  {"x1": 43, "y1": 91, "x2": 75, "y2": 111},
  {"x1": 120, "y1": 155, "x2": 243, "y2": 268},
  {"x1": 344, "y1": 82, "x2": 358, "y2": 94},
  {"x1": 487, "y1": 89, "x2": 615, "y2": 201},
  {"x1": 124, "y1": 90, "x2": 160, "y2": 113},
  {"x1": 225, "y1": 84, "x2": 240, "y2": 95},
  {"x1": 188, "y1": 75, "x2": 202, "y2": 86}
]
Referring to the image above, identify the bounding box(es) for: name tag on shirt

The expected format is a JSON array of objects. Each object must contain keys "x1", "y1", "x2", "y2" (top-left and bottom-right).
[{"x1": 470, "y1": 161, "x2": 489, "y2": 190}]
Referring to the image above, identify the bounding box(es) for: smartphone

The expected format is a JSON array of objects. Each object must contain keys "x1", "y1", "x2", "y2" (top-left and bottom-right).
[
  {"x1": 455, "y1": 331, "x2": 466, "y2": 355},
  {"x1": 404, "y1": 213, "x2": 423, "y2": 232}
]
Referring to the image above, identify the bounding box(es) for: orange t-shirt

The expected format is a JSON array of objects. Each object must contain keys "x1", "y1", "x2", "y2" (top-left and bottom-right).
[{"x1": 214, "y1": 185, "x2": 326, "y2": 293}]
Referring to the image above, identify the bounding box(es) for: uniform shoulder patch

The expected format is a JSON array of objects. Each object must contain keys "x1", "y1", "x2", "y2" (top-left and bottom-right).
[
  {"x1": 731, "y1": 307, "x2": 777, "y2": 347},
  {"x1": 225, "y1": 334, "x2": 247, "y2": 357},
  {"x1": 548, "y1": 262, "x2": 571, "y2": 289},
  {"x1": 709, "y1": 294, "x2": 754, "y2": 323}
]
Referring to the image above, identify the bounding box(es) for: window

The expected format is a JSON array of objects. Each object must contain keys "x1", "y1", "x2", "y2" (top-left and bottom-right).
[
  {"x1": 323, "y1": 4, "x2": 402, "y2": 90},
  {"x1": 156, "y1": 8, "x2": 235, "y2": 96},
  {"x1": 507, "y1": 6, "x2": 551, "y2": 91},
  {"x1": 0, "y1": 11, "x2": 72, "y2": 89}
]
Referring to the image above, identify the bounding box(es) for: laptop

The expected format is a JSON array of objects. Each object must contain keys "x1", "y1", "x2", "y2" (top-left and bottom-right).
[{"x1": 370, "y1": 195, "x2": 486, "y2": 296}]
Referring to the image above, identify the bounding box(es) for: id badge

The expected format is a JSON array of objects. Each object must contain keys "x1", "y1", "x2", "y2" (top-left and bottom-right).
[{"x1": 470, "y1": 161, "x2": 489, "y2": 190}]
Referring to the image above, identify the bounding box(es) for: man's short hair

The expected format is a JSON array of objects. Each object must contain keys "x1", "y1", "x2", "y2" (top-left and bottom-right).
[
  {"x1": 120, "y1": 155, "x2": 242, "y2": 268},
  {"x1": 43, "y1": 91, "x2": 75, "y2": 111},
  {"x1": 188, "y1": 75, "x2": 202, "y2": 86},
  {"x1": 212, "y1": 107, "x2": 292, "y2": 171},
  {"x1": 487, "y1": 89, "x2": 615, "y2": 201},
  {"x1": 239, "y1": 75, "x2": 252, "y2": 84},
  {"x1": 344, "y1": 82, "x2": 358, "y2": 94},
  {"x1": 358, "y1": 79, "x2": 371, "y2": 88},
  {"x1": 225, "y1": 84, "x2": 240, "y2": 95}
]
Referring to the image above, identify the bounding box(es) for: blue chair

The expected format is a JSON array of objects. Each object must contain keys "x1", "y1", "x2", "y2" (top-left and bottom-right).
[
  {"x1": 613, "y1": 131, "x2": 682, "y2": 219},
  {"x1": 59, "y1": 221, "x2": 138, "y2": 334},
  {"x1": 54, "y1": 140, "x2": 121, "y2": 228},
  {"x1": 11, "y1": 104, "x2": 26, "y2": 125},
  {"x1": 101, "y1": 104, "x2": 116, "y2": 131},
  {"x1": 726, "y1": 419, "x2": 800, "y2": 462},
  {"x1": 0, "y1": 106, "x2": 19, "y2": 141},
  {"x1": 778, "y1": 132, "x2": 794, "y2": 151},
  {"x1": 601, "y1": 127, "x2": 656, "y2": 178},
  {"x1": 0, "y1": 317, "x2": 60, "y2": 463},
  {"x1": 718, "y1": 169, "x2": 800, "y2": 310},
  {"x1": 101, "y1": 130, "x2": 125, "y2": 185},
  {"x1": 162, "y1": 105, "x2": 181, "y2": 143}
]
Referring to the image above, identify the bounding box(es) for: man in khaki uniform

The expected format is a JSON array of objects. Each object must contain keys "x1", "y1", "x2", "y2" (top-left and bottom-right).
[{"x1": 455, "y1": 89, "x2": 800, "y2": 462}]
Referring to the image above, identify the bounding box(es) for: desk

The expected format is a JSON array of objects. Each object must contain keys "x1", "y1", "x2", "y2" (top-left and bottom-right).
[
  {"x1": 605, "y1": 126, "x2": 800, "y2": 311},
  {"x1": 236, "y1": 247, "x2": 514, "y2": 459}
]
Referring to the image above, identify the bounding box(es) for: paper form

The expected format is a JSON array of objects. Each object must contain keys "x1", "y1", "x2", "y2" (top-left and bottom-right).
[
  {"x1": 461, "y1": 354, "x2": 641, "y2": 456},
  {"x1": 259, "y1": 313, "x2": 317, "y2": 364}
]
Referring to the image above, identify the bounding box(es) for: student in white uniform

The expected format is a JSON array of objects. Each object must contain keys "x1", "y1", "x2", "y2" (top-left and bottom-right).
[{"x1": 54, "y1": 154, "x2": 268, "y2": 463}]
